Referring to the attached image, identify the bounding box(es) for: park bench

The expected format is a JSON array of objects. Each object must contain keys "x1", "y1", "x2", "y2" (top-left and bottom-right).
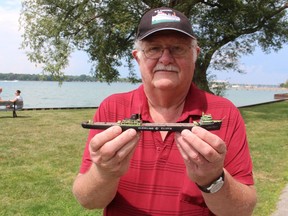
[{"x1": 0, "y1": 100, "x2": 24, "y2": 118}]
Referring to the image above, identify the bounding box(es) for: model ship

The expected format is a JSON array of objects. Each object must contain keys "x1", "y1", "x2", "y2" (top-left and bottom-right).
[{"x1": 82, "y1": 113, "x2": 222, "y2": 132}]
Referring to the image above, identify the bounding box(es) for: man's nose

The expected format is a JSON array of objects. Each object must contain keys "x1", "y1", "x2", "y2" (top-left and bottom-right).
[{"x1": 159, "y1": 48, "x2": 174, "y2": 64}]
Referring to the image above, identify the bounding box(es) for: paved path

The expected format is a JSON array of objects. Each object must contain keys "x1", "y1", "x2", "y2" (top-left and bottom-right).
[{"x1": 271, "y1": 184, "x2": 288, "y2": 216}]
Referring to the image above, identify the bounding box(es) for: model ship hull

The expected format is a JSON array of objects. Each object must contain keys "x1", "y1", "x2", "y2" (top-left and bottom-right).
[{"x1": 81, "y1": 121, "x2": 222, "y2": 132}]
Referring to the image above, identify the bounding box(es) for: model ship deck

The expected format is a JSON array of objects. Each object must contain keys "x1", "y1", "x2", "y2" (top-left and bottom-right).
[{"x1": 82, "y1": 120, "x2": 222, "y2": 132}]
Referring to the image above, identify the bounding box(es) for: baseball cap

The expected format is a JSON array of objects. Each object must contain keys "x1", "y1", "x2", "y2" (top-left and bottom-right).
[{"x1": 136, "y1": 7, "x2": 196, "y2": 40}]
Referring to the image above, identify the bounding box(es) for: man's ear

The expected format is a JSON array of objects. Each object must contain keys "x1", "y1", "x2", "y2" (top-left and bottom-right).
[
  {"x1": 132, "y1": 50, "x2": 140, "y2": 63},
  {"x1": 196, "y1": 46, "x2": 201, "y2": 55}
]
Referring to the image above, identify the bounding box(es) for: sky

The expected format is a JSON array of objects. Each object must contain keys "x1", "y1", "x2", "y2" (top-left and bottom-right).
[{"x1": 0, "y1": 0, "x2": 287, "y2": 85}]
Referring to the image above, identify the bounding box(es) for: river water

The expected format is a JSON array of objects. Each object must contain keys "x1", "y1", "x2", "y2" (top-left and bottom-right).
[{"x1": 0, "y1": 81, "x2": 286, "y2": 109}]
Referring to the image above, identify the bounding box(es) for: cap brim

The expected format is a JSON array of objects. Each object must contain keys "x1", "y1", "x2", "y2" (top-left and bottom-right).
[{"x1": 138, "y1": 28, "x2": 196, "y2": 40}]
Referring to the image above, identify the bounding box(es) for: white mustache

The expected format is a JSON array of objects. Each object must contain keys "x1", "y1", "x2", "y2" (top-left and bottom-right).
[{"x1": 153, "y1": 64, "x2": 180, "y2": 73}]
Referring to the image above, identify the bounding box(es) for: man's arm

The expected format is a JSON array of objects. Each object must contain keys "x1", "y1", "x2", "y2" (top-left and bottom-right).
[
  {"x1": 175, "y1": 126, "x2": 257, "y2": 215},
  {"x1": 72, "y1": 126, "x2": 140, "y2": 209},
  {"x1": 9, "y1": 97, "x2": 17, "y2": 103},
  {"x1": 202, "y1": 170, "x2": 257, "y2": 216},
  {"x1": 72, "y1": 165, "x2": 120, "y2": 209}
]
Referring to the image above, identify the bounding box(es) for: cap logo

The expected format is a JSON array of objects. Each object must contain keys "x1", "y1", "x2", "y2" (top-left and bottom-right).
[{"x1": 152, "y1": 9, "x2": 180, "y2": 25}]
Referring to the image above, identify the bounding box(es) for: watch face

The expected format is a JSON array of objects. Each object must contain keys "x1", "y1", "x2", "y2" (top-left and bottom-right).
[
  {"x1": 197, "y1": 171, "x2": 225, "y2": 193},
  {"x1": 210, "y1": 181, "x2": 224, "y2": 193}
]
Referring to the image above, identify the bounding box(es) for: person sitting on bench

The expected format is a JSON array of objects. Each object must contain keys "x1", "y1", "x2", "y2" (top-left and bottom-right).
[
  {"x1": 0, "y1": 87, "x2": 3, "y2": 101},
  {"x1": 6, "y1": 90, "x2": 23, "y2": 109}
]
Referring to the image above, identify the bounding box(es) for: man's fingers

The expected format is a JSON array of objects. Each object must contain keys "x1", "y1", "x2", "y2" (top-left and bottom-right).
[
  {"x1": 191, "y1": 127, "x2": 227, "y2": 154},
  {"x1": 91, "y1": 127, "x2": 139, "y2": 162},
  {"x1": 175, "y1": 132, "x2": 206, "y2": 167},
  {"x1": 179, "y1": 128, "x2": 226, "y2": 163},
  {"x1": 115, "y1": 131, "x2": 140, "y2": 159},
  {"x1": 90, "y1": 126, "x2": 122, "y2": 152}
]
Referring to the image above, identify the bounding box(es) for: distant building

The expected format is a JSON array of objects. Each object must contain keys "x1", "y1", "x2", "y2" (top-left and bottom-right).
[{"x1": 210, "y1": 80, "x2": 229, "y2": 89}]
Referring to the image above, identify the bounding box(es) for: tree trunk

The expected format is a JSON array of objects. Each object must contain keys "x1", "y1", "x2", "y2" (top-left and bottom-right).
[{"x1": 193, "y1": 61, "x2": 211, "y2": 93}]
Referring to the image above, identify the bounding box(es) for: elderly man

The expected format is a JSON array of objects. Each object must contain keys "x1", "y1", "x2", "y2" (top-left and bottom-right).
[{"x1": 73, "y1": 7, "x2": 257, "y2": 216}]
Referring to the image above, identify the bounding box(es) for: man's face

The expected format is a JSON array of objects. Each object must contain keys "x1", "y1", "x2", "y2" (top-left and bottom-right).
[{"x1": 132, "y1": 31, "x2": 200, "y2": 92}]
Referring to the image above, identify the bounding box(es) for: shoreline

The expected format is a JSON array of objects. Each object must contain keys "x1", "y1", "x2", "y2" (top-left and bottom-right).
[
  {"x1": 18, "y1": 99, "x2": 286, "y2": 111},
  {"x1": 227, "y1": 86, "x2": 287, "y2": 91}
]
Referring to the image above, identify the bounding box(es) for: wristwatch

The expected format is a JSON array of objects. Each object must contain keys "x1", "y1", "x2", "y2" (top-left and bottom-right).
[{"x1": 197, "y1": 171, "x2": 225, "y2": 193}]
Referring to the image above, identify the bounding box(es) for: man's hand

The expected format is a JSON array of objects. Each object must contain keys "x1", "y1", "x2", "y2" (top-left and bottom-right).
[
  {"x1": 175, "y1": 126, "x2": 227, "y2": 186},
  {"x1": 89, "y1": 126, "x2": 140, "y2": 180}
]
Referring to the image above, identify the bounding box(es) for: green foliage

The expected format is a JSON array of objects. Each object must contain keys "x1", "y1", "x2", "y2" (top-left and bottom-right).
[
  {"x1": 0, "y1": 72, "x2": 141, "y2": 82},
  {"x1": 20, "y1": 0, "x2": 288, "y2": 89},
  {"x1": 280, "y1": 79, "x2": 288, "y2": 88},
  {"x1": 207, "y1": 73, "x2": 228, "y2": 96},
  {"x1": 0, "y1": 72, "x2": 89, "y2": 82}
]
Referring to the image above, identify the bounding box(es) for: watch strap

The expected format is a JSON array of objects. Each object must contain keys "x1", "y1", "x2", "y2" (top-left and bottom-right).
[{"x1": 196, "y1": 171, "x2": 225, "y2": 193}]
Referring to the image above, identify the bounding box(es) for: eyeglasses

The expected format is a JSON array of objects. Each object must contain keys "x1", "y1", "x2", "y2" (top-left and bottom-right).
[{"x1": 142, "y1": 44, "x2": 192, "y2": 59}]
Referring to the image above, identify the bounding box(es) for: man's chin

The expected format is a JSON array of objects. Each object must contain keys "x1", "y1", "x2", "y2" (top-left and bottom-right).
[{"x1": 152, "y1": 78, "x2": 178, "y2": 90}]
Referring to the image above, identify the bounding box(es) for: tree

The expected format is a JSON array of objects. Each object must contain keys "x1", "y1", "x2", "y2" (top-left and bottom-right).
[
  {"x1": 20, "y1": 0, "x2": 288, "y2": 91},
  {"x1": 280, "y1": 80, "x2": 288, "y2": 88}
]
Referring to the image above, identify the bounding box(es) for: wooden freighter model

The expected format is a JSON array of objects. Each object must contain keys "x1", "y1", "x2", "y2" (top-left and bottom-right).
[{"x1": 82, "y1": 113, "x2": 222, "y2": 132}]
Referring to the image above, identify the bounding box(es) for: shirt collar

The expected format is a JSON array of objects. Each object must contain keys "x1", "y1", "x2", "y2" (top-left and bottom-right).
[{"x1": 137, "y1": 83, "x2": 207, "y2": 123}]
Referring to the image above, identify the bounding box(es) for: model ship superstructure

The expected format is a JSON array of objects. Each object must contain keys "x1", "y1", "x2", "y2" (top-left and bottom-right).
[{"x1": 82, "y1": 113, "x2": 222, "y2": 132}]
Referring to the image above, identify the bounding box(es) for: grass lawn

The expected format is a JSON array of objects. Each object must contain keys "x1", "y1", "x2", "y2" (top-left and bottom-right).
[
  {"x1": 0, "y1": 100, "x2": 287, "y2": 215},
  {"x1": 240, "y1": 100, "x2": 288, "y2": 215},
  {"x1": 0, "y1": 108, "x2": 101, "y2": 216}
]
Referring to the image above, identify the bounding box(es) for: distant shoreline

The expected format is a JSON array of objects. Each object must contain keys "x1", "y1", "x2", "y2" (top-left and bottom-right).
[
  {"x1": 1, "y1": 79, "x2": 286, "y2": 89},
  {"x1": 19, "y1": 99, "x2": 286, "y2": 111},
  {"x1": 227, "y1": 86, "x2": 287, "y2": 91}
]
